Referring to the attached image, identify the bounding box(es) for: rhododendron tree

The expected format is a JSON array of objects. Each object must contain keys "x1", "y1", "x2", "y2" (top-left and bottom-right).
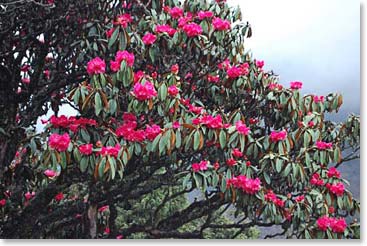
[{"x1": 0, "y1": 0, "x2": 360, "y2": 239}]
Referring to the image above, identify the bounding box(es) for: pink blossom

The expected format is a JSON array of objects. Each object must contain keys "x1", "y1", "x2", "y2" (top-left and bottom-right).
[
  {"x1": 235, "y1": 120, "x2": 250, "y2": 135},
  {"x1": 317, "y1": 216, "x2": 331, "y2": 231},
  {"x1": 116, "y1": 235, "x2": 124, "y2": 239},
  {"x1": 188, "y1": 104, "x2": 203, "y2": 114},
  {"x1": 123, "y1": 112, "x2": 137, "y2": 122},
  {"x1": 232, "y1": 148, "x2": 243, "y2": 158},
  {"x1": 264, "y1": 190, "x2": 284, "y2": 207},
  {"x1": 22, "y1": 78, "x2": 30, "y2": 84},
  {"x1": 171, "y1": 64, "x2": 179, "y2": 74},
  {"x1": 168, "y1": 85, "x2": 179, "y2": 96},
  {"x1": 178, "y1": 14, "x2": 193, "y2": 28},
  {"x1": 192, "y1": 160, "x2": 208, "y2": 172},
  {"x1": 25, "y1": 191, "x2": 35, "y2": 201},
  {"x1": 0, "y1": 199, "x2": 6, "y2": 207},
  {"x1": 290, "y1": 81, "x2": 303, "y2": 90},
  {"x1": 294, "y1": 195, "x2": 305, "y2": 203},
  {"x1": 268, "y1": 83, "x2": 283, "y2": 90},
  {"x1": 315, "y1": 141, "x2": 333, "y2": 150},
  {"x1": 172, "y1": 121, "x2": 180, "y2": 129},
  {"x1": 104, "y1": 227, "x2": 110, "y2": 234},
  {"x1": 145, "y1": 124, "x2": 161, "y2": 141},
  {"x1": 106, "y1": 28, "x2": 115, "y2": 38},
  {"x1": 310, "y1": 173, "x2": 324, "y2": 186},
  {"x1": 115, "y1": 50, "x2": 135, "y2": 67},
  {"x1": 226, "y1": 158, "x2": 237, "y2": 167},
  {"x1": 44, "y1": 69, "x2": 50, "y2": 80},
  {"x1": 327, "y1": 167, "x2": 341, "y2": 179},
  {"x1": 155, "y1": 24, "x2": 176, "y2": 36},
  {"x1": 226, "y1": 66, "x2": 242, "y2": 78},
  {"x1": 98, "y1": 144, "x2": 121, "y2": 158},
  {"x1": 182, "y1": 23, "x2": 203, "y2": 37},
  {"x1": 133, "y1": 71, "x2": 145, "y2": 83},
  {"x1": 269, "y1": 130, "x2": 287, "y2": 142},
  {"x1": 21, "y1": 64, "x2": 31, "y2": 72},
  {"x1": 256, "y1": 60, "x2": 264, "y2": 68},
  {"x1": 142, "y1": 32, "x2": 157, "y2": 45},
  {"x1": 79, "y1": 144, "x2": 93, "y2": 155},
  {"x1": 44, "y1": 169, "x2": 57, "y2": 178},
  {"x1": 98, "y1": 205, "x2": 109, "y2": 212},
  {"x1": 330, "y1": 218, "x2": 347, "y2": 233},
  {"x1": 87, "y1": 57, "x2": 106, "y2": 76},
  {"x1": 207, "y1": 74, "x2": 220, "y2": 83},
  {"x1": 212, "y1": 17, "x2": 231, "y2": 31},
  {"x1": 49, "y1": 133, "x2": 70, "y2": 152},
  {"x1": 227, "y1": 175, "x2": 261, "y2": 194},
  {"x1": 169, "y1": 7, "x2": 184, "y2": 19},
  {"x1": 132, "y1": 81, "x2": 157, "y2": 101},
  {"x1": 114, "y1": 14, "x2": 132, "y2": 27},
  {"x1": 55, "y1": 192, "x2": 64, "y2": 202},
  {"x1": 110, "y1": 61, "x2": 120, "y2": 72},
  {"x1": 197, "y1": 10, "x2": 213, "y2": 20},
  {"x1": 329, "y1": 182, "x2": 345, "y2": 196},
  {"x1": 314, "y1": 95, "x2": 325, "y2": 103}
]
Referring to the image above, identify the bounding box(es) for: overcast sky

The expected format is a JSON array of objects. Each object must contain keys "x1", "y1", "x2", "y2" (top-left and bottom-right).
[{"x1": 228, "y1": 0, "x2": 360, "y2": 121}]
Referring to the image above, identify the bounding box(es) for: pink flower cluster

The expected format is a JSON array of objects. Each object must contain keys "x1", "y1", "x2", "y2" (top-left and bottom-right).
[
  {"x1": 49, "y1": 133, "x2": 70, "y2": 152},
  {"x1": 98, "y1": 144, "x2": 121, "y2": 158},
  {"x1": 145, "y1": 124, "x2": 162, "y2": 141},
  {"x1": 315, "y1": 141, "x2": 333, "y2": 150},
  {"x1": 197, "y1": 10, "x2": 214, "y2": 20},
  {"x1": 110, "y1": 50, "x2": 135, "y2": 72},
  {"x1": 178, "y1": 14, "x2": 193, "y2": 28},
  {"x1": 48, "y1": 115, "x2": 97, "y2": 133},
  {"x1": 169, "y1": 7, "x2": 184, "y2": 19},
  {"x1": 256, "y1": 60, "x2": 265, "y2": 68},
  {"x1": 212, "y1": 17, "x2": 231, "y2": 31},
  {"x1": 290, "y1": 81, "x2": 303, "y2": 90},
  {"x1": 264, "y1": 190, "x2": 285, "y2": 207},
  {"x1": 226, "y1": 158, "x2": 237, "y2": 167},
  {"x1": 294, "y1": 195, "x2": 305, "y2": 203},
  {"x1": 168, "y1": 85, "x2": 179, "y2": 97},
  {"x1": 142, "y1": 33, "x2": 157, "y2": 45},
  {"x1": 155, "y1": 24, "x2": 176, "y2": 36},
  {"x1": 187, "y1": 104, "x2": 203, "y2": 114},
  {"x1": 55, "y1": 192, "x2": 64, "y2": 202},
  {"x1": 327, "y1": 167, "x2": 341, "y2": 179},
  {"x1": 134, "y1": 70, "x2": 145, "y2": 83},
  {"x1": 79, "y1": 144, "x2": 93, "y2": 155},
  {"x1": 192, "y1": 160, "x2": 208, "y2": 172},
  {"x1": 268, "y1": 83, "x2": 283, "y2": 90},
  {"x1": 316, "y1": 216, "x2": 347, "y2": 233},
  {"x1": 114, "y1": 13, "x2": 132, "y2": 27},
  {"x1": 232, "y1": 148, "x2": 243, "y2": 158},
  {"x1": 192, "y1": 115, "x2": 224, "y2": 129},
  {"x1": 314, "y1": 95, "x2": 325, "y2": 103},
  {"x1": 44, "y1": 169, "x2": 57, "y2": 178},
  {"x1": 25, "y1": 191, "x2": 36, "y2": 201},
  {"x1": 310, "y1": 173, "x2": 324, "y2": 186},
  {"x1": 182, "y1": 23, "x2": 203, "y2": 37},
  {"x1": 132, "y1": 81, "x2": 157, "y2": 101},
  {"x1": 87, "y1": 57, "x2": 106, "y2": 76},
  {"x1": 207, "y1": 74, "x2": 220, "y2": 83},
  {"x1": 226, "y1": 63, "x2": 249, "y2": 79},
  {"x1": 235, "y1": 120, "x2": 250, "y2": 135},
  {"x1": 327, "y1": 182, "x2": 345, "y2": 196},
  {"x1": 270, "y1": 130, "x2": 287, "y2": 142},
  {"x1": 226, "y1": 175, "x2": 261, "y2": 195}
]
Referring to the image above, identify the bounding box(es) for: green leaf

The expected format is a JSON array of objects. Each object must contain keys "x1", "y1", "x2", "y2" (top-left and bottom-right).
[
  {"x1": 80, "y1": 156, "x2": 88, "y2": 172},
  {"x1": 108, "y1": 156, "x2": 116, "y2": 180},
  {"x1": 109, "y1": 99, "x2": 117, "y2": 115},
  {"x1": 193, "y1": 130, "x2": 200, "y2": 150},
  {"x1": 95, "y1": 92, "x2": 102, "y2": 115},
  {"x1": 219, "y1": 130, "x2": 226, "y2": 149},
  {"x1": 263, "y1": 172, "x2": 271, "y2": 184},
  {"x1": 175, "y1": 130, "x2": 181, "y2": 149},
  {"x1": 275, "y1": 158, "x2": 282, "y2": 173},
  {"x1": 108, "y1": 28, "x2": 119, "y2": 48}
]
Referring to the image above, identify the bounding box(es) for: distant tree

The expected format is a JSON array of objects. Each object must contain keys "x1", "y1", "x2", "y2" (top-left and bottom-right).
[{"x1": 0, "y1": 0, "x2": 360, "y2": 239}]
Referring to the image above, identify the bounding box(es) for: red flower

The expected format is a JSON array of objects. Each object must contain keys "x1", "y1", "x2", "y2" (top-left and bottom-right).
[
  {"x1": 315, "y1": 141, "x2": 333, "y2": 150},
  {"x1": 317, "y1": 216, "x2": 331, "y2": 231},
  {"x1": 49, "y1": 133, "x2": 70, "y2": 152},
  {"x1": 207, "y1": 74, "x2": 220, "y2": 83},
  {"x1": 169, "y1": 7, "x2": 184, "y2": 19},
  {"x1": 192, "y1": 160, "x2": 208, "y2": 172},
  {"x1": 116, "y1": 235, "x2": 124, "y2": 239},
  {"x1": 270, "y1": 130, "x2": 287, "y2": 142},
  {"x1": 55, "y1": 192, "x2": 64, "y2": 202},
  {"x1": 290, "y1": 81, "x2": 303, "y2": 90},
  {"x1": 330, "y1": 218, "x2": 347, "y2": 233},
  {"x1": 294, "y1": 195, "x2": 305, "y2": 203},
  {"x1": 114, "y1": 14, "x2": 132, "y2": 27},
  {"x1": 106, "y1": 28, "x2": 115, "y2": 38},
  {"x1": 87, "y1": 57, "x2": 106, "y2": 76},
  {"x1": 98, "y1": 144, "x2": 121, "y2": 158},
  {"x1": 104, "y1": 227, "x2": 110, "y2": 234},
  {"x1": 44, "y1": 169, "x2": 57, "y2": 178},
  {"x1": 197, "y1": 10, "x2": 213, "y2": 20},
  {"x1": 329, "y1": 182, "x2": 345, "y2": 196},
  {"x1": 313, "y1": 95, "x2": 325, "y2": 103},
  {"x1": 79, "y1": 144, "x2": 93, "y2": 155},
  {"x1": 98, "y1": 205, "x2": 109, "y2": 212},
  {"x1": 155, "y1": 24, "x2": 176, "y2": 36},
  {"x1": 172, "y1": 121, "x2": 180, "y2": 129},
  {"x1": 227, "y1": 175, "x2": 261, "y2": 194},
  {"x1": 310, "y1": 173, "x2": 324, "y2": 186},
  {"x1": 171, "y1": 64, "x2": 179, "y2": 74},
  {"x1": 133, "y1": 71, "x2": 145, "y2": 83},
  {"x1": 22, "y1": 78, "x2": 30, "y2": 84},
  {"x1": 0, "y1": 199, "x2": 6, "y2": 207},
  {"x1": 182, "y1": 23, "x2": 203, "y2": 37},
  {"x1": 145, "y1": 124, "x2": 161, "y2": 141},
  {"x1": 132, "y1": 81, "x2": 157, "y2": 101},
  {"x1": 232, "y1": 148, "x2": 243, "y2": 158},
  {"x1": 235, "y1": 120, "x2": 250, "y2": 135},
  {"x1": 226, "y1": 66, "x2": 242, "y2": 79},
  {"x1": 213, "y1": 162, "x2": 220, "y2": 170},
  {"x1": 25, "y1": 191, "x2": 35, "y2": 201},
  {"x1": 142, "y1": 32, "x2": 157, "y2": 45},
  {"x1": 168, "y1": 85, "x2": 179, "y2": 97},
  {"x1": 212, "y1": 17, "x2": 231, "y2": 31},
  {"x1": 327, "y1": 167, "x2": 341, "y2": 179},
  {"x1": 226, "y1": 158, "x2": 237, "y2": 167},
  {"x1": 256, "y1": 60, "x2": 264, "y2": 68}
]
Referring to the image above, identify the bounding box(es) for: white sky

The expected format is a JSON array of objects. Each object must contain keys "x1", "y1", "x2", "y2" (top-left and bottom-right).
[{"x1": 229, "y1": 0, "x2": 360, "y2": 121}]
